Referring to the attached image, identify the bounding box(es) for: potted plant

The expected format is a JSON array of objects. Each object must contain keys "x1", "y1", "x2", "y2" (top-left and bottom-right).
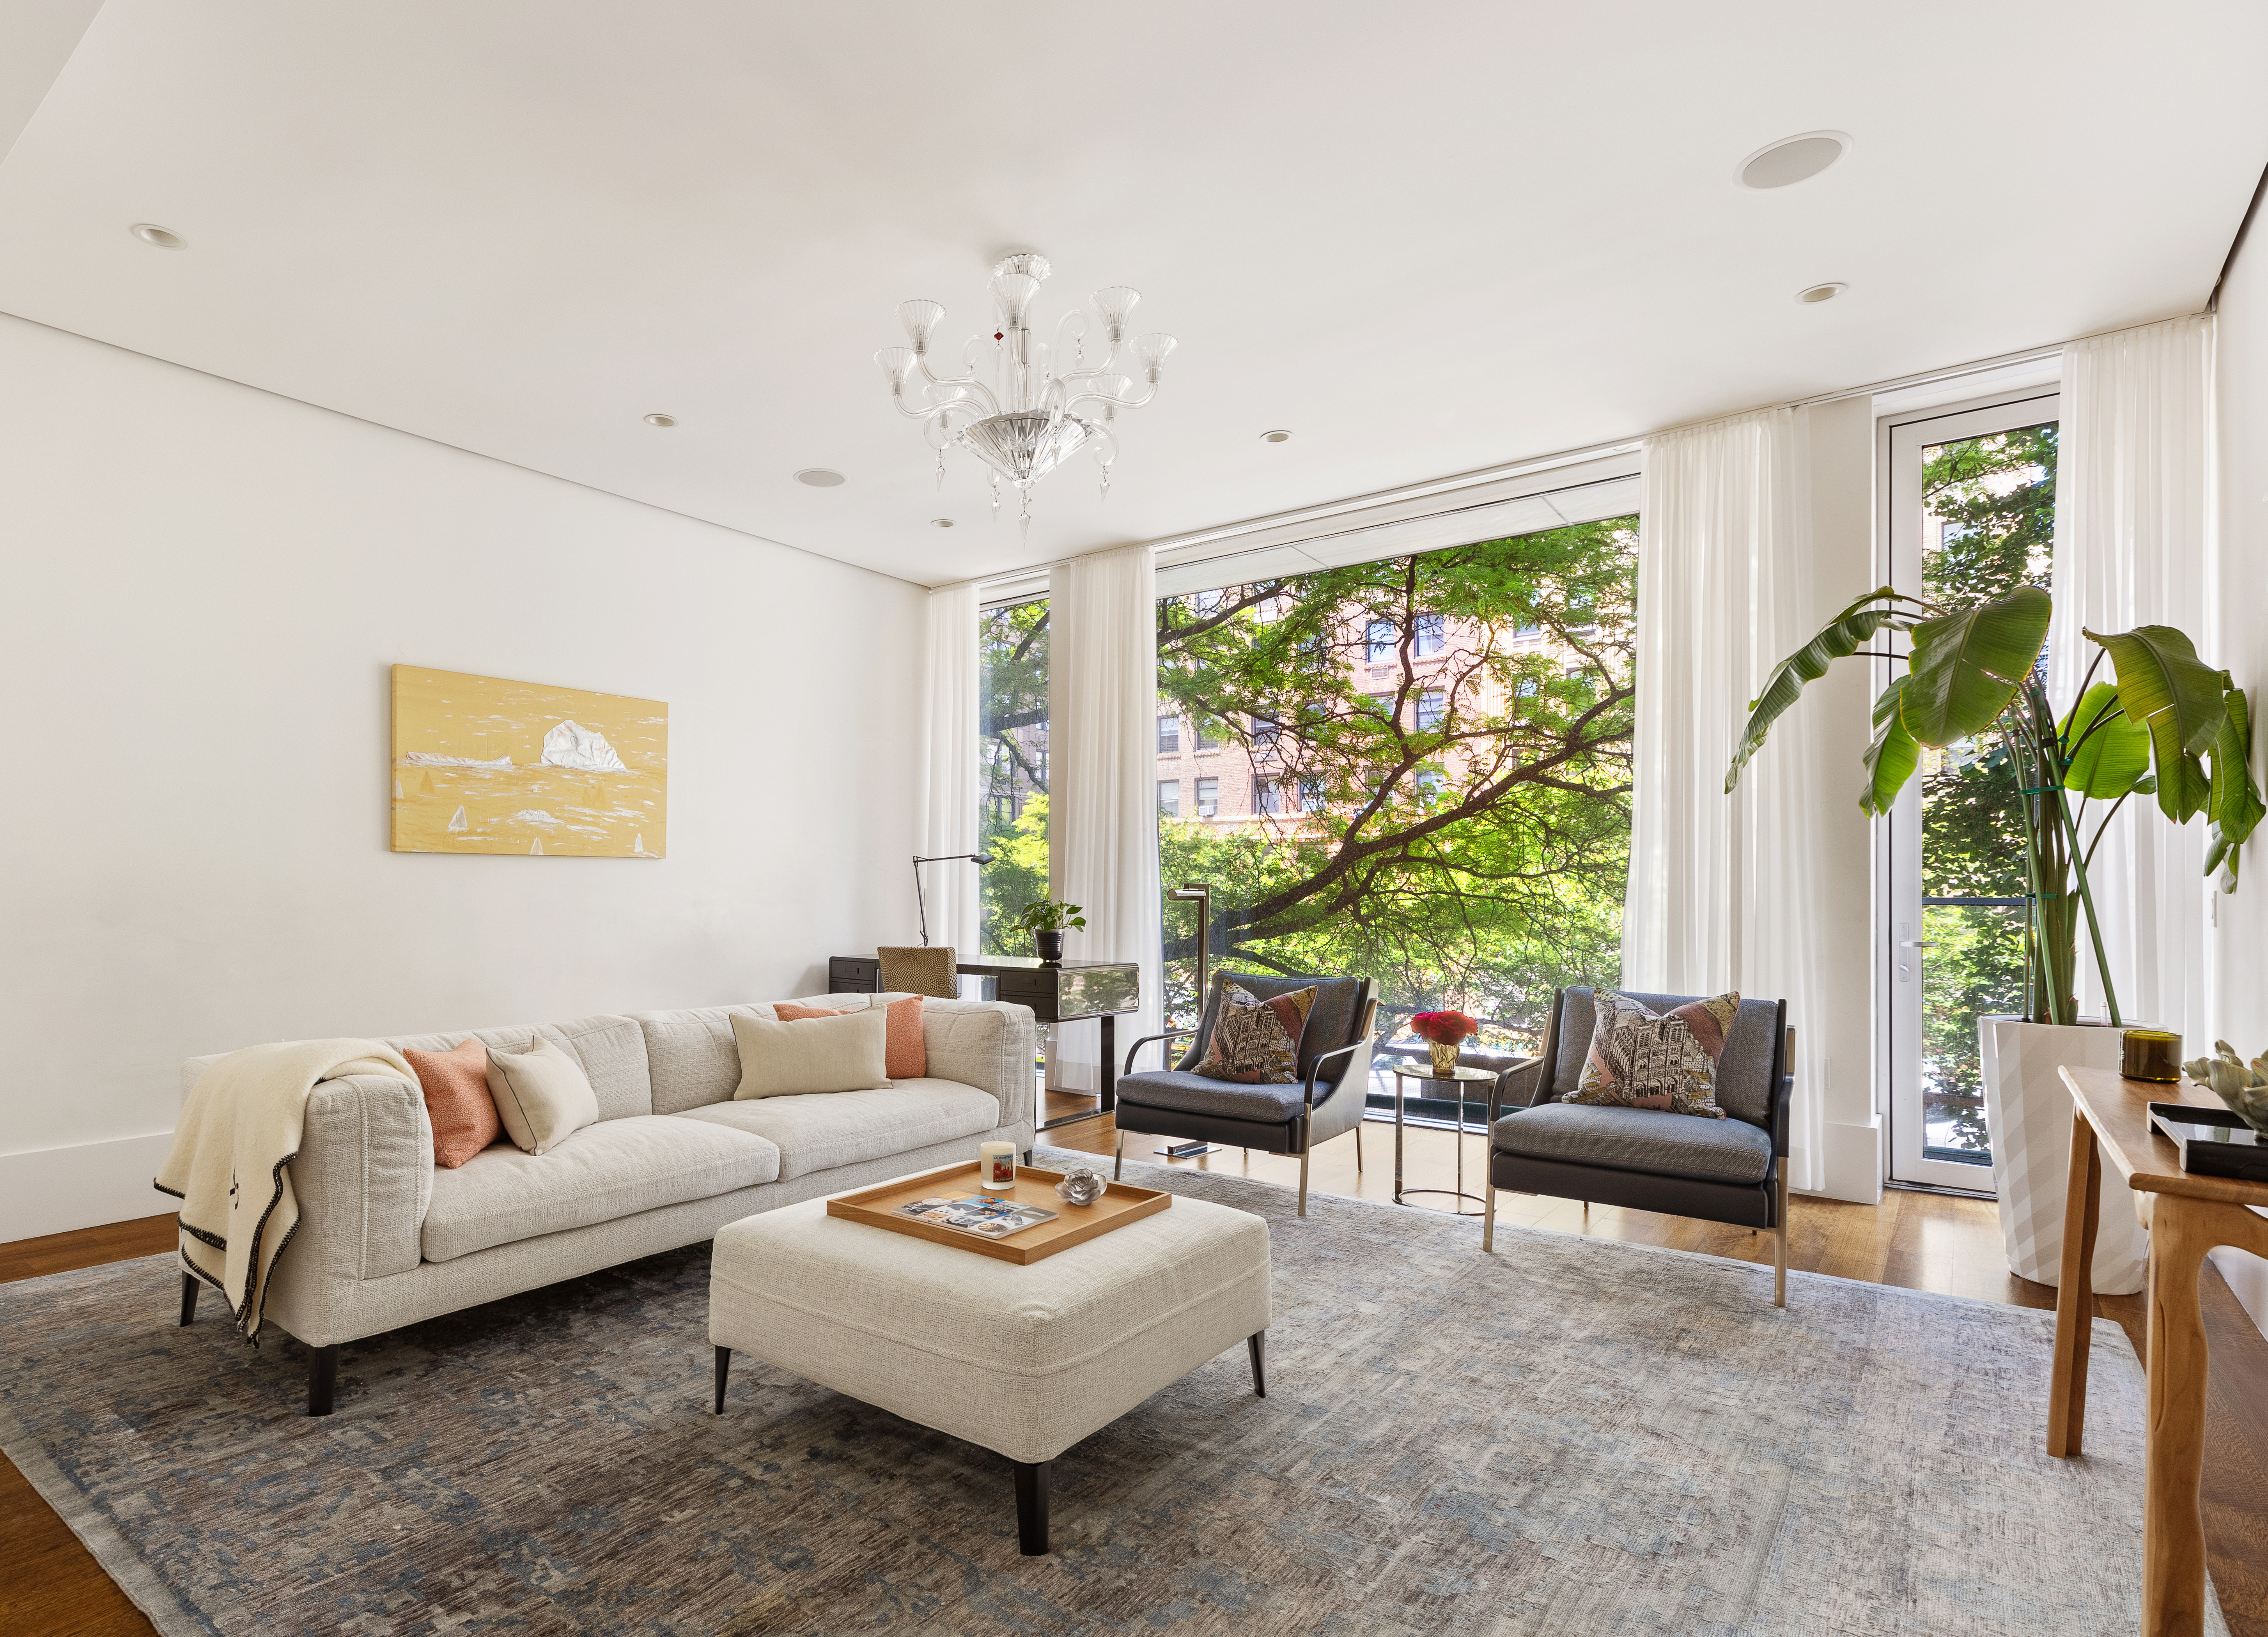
[
  {"x1": 1013, "y1": 896, "x2": 1086, "y2": 964},
  {"x1": 1410, "y1": 1010, "x2": 1479, "y2": 1078},
  {"x1": 1728, "y1": 582, "x2": 2261, "y2": 1287}
]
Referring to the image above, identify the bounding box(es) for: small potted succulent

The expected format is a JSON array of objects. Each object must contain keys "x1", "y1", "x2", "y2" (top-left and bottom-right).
[
  {"x1": 1410, "y1": 1010, "x2": 1478, "y2": 1078},
  {"x1": 1013, "y1": 896, "x2": 1087, "y2": 964}
]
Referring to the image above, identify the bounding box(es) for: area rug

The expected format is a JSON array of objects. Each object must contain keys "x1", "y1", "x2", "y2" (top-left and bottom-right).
[{"x1": 0, "y1": 1152, "x2": 2223, "y2": 1637}]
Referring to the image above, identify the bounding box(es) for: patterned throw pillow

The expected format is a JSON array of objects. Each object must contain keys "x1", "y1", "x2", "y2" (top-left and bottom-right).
[
  {"x1": 1193, "y1": 984, "x2": 1317, "y2": 1085},
  {"x1": 1567, "y1": 991, "x2": 1740, "y2": 1118}
]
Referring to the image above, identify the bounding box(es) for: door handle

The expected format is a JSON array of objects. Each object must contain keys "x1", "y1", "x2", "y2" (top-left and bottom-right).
[{"x1": 1898, "y1": 940, "x2": 1937, "y2": 948}]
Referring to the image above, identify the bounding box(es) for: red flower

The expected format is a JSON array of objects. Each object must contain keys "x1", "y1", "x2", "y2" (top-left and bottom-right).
[{"x1": 1410, "y1": 1010, "x2": 1478, "y2": 1045}]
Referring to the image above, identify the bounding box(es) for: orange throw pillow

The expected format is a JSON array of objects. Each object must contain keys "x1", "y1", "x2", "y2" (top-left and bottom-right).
[
  {"x1": 404, "y1": 1038, "x2": 503, "y2": 1168},
  {"x1": 775, "y1": 996, "x2": 926, "y2": 1079}
]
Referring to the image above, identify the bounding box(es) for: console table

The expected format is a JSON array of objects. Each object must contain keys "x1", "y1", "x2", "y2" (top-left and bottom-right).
[
  {"x1": 828, "y1": 955, "x2": 1139, "y2": 1133},
  {"x1": 2048, "y1": 1065, "x2": 2268, "y2": 1637}
]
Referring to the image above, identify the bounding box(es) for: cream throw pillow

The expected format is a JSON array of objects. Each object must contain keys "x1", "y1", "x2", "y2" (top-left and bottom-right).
[
  {"x1": 485, "y1": 1036, "x2": 601, "y2": 1154},
  {"x1": 731, "y1": 1008, "x2": 890, "y2": 1099}
]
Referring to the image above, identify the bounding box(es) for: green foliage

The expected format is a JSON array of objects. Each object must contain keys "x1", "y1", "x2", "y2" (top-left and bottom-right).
[
  {"x1": 1012, "y1": 897, "x2": 1086, "y2": 934},
  {"x1": 978, "y1": 795, "x2": 1049, "y2": 957},
  {"x1": 1900, "y1": 586, "x2": 2051, "y2": 747},
  {"x1": 2208, "y1": 689, "x2": 2265, "y2": 891},
  {"x1": 1152, "y1": 518, "x2": 1638, "y2": 1041},
  {"x1": 2083, "y1": 625, "x2": 2230, "y2": 823},
  {"x1": 1860, "y1": 676, "x2": 1919, "y2": 817},
  {"x1": 1729, "y1": 589, "x2": 1913, "y2": 793},
  {"x1": 2060, "y1": 682, "x2": 2151, "y2": 800}
]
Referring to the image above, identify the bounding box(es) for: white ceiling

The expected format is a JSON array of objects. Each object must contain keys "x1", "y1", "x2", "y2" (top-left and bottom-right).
[{"x1": 2, "y1": 1, "x2": 2262, "y2": 588}]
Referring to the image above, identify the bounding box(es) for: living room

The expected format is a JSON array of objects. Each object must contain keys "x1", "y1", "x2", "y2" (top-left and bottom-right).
[{"x1": 4, "y1": 4, "x2": 2268, "y2": 1633}]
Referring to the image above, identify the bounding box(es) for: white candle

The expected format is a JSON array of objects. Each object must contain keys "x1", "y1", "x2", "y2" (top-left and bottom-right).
[{"x1": 980, "y1": 1141, "x2": 1017, "y2": 1190}]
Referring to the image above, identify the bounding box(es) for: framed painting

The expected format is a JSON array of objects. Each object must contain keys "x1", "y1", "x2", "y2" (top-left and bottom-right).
[{"x1": 390, "y1": 665, "x2": 666, "y2": 857}]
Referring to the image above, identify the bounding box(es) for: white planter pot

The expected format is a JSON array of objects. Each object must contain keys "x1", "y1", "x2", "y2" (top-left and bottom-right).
[{"x1": 1977, "y1": 1016, "x2": 2147, "y2": 1295}]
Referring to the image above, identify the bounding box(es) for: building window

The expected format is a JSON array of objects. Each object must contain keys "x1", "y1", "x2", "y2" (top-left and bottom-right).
[
  {"x1": 1252, "y1": 718, "x2": 1282, "y2": 756},
  {"x1": 1415, "y1": 766, "x2": 1446, "y2": 802},
  {"x1": 1414, "y1": 613, "x2": 1446, "y2": 656},
  {"x1": 1365, "y1": 692, "x2": 1396, "y2": 722},
  {"x1": 1364, "y1": 619, "x2": 1396, "y2": 662},
  {"x1": 1258, "y1": 779, "x2": 1282, "y2": 814},
  {"x1": 1514, "y1": 677, "x2": 1540, "y2": 698},
  {"x1": 1415, "y1": 689, "x2": 1445, "y2": 729},
  {"x1": 1299, "y1": 777, "x2": 1326, "y2": 812},
  {"x1": 1192, "y1": 588, "x2": 1224, "y2": 616},
  {"x1": 1194, "y1": 720, "x2": 1219, "y2": 752},
  {"x1": 1514, "y1": 621, "x2": 1543, "y2": 642},
  {"x1": 1196, "y1": 776, "x2": 1220, "y2": 818},
  {"x1": 1157, "y1": 714, "x2": 1180, "y2": 754},
  {"x1": 1158, "y1": 779, "x2": 1180, "y2": 816}
]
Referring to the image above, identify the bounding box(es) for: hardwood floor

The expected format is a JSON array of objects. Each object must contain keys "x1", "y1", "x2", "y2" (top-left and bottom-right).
[{"x1": 5, "y1": 1124, "x2": 2264, "y2": 1635}]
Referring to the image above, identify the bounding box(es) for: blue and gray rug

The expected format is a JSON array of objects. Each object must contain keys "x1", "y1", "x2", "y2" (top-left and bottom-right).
[{"x1": 0, "y1": 1152, "x2": 2222, "y2": 1635}]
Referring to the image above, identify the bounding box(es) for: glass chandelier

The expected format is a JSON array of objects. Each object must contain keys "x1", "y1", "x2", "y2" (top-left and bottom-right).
[{"x1": 874, "y1": 252, "x2": 1177, "y2": 533}]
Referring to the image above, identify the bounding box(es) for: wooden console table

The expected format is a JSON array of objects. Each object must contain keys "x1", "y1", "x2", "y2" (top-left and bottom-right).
[
  {"x1": 2048, "y1": 1065, "x2": 2268, "y2": 1637},
  {"x1": 828, "y1": 955, "x2": 1139, "y2": 1133}
]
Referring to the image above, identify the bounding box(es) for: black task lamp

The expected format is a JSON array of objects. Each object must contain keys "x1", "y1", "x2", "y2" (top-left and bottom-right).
[{"x1": 913, "y1": 853, "x2": 994, "y2": 946}]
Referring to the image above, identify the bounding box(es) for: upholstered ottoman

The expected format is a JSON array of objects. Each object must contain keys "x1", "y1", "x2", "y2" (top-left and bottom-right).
[{"x1": 708, "y1": 1187, "x2": 1272, "y2": 1554}]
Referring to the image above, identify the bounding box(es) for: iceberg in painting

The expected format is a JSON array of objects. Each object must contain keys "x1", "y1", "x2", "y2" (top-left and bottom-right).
[
  {"x1": 406, "y1": 751, "x2": 514, "y2": 769},
  {"x1": 539, "y1": 720, "x2": 627, "y2": 772}
]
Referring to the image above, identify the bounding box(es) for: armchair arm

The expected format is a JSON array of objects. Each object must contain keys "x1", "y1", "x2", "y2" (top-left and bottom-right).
[
  {"x1": 1123, "y1": 1026, "x2": 1199, "y2": 1078},
  {"x1": 1302, "y1": 1033, "x2": 1376, "y2": 1114},
  {"x1": 1768, "y1": 1017, "x2": 1795, "y2": 1159}
]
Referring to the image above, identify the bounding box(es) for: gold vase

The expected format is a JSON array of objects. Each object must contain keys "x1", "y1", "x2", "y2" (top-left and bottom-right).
[{"x1": 1428, "y1": 1040, "x2": 1460, "y2": 1078}]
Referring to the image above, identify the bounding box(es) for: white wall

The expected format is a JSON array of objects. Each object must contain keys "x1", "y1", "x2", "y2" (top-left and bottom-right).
[
  {"x1": 2210, "y1": 229, "x2": 2268, "y2": 1338},
  {"x1": 0, "y1": 315, "x2": 925, "y2": 1241}
]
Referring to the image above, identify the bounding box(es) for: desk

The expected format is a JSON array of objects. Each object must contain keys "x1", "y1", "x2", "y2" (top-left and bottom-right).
[
  {"x1": 2049, "y1": 1066, "x2": 2268, "y2": 1636},
  {"x1": 828, "y1": 955, "x2": 1139, "y2": 1133}
]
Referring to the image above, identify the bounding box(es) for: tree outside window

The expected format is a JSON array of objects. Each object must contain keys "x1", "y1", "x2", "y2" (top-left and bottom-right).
[
  {"x1": 1414, "y1": 612, "x2": 1446, "y2": 655},
  {"x1": 1252, "y1": 718, "x2": 1283, "y2": 757},
  {"x1": 1414, "y1": 765, "x2": 1446, "y2": 802},
  {"x1": 1364, "y1": 619, "x2": 1396, "y2": 662},
  {"x1": 1415, "y1": 689, "x2": 1446, "y2": 730}
]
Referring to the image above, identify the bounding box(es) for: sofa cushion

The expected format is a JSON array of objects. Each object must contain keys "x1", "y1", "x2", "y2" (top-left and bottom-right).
[
  {"x1": 730, "y1": 1008, "x2": 890, "y2": 1099},
  {"x1": 1490, "y1": 1101, "x2": 1773, "y2": 1184},
  {"x1": 629, "y1": 1004, "x2": 780, "y2": 1114},
  {"x1": 675, "y1": 1080, "x2": 1000, "y2": 1181},
  {"x1": 384, "y1": 1013, "x2": 653, "y2": 1123},
  {"x1": 420, "y1": 1115, "x2": 780, "y2": 1262},
  {"x1": 1116, "y1": 1069, "x2": 1307, "y2": 1124}
]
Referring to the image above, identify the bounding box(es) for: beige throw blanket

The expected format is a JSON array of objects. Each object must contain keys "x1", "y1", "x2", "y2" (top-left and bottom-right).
[{"x1": 156, "y1": 1038, "x2": 418, "y2": 1340}]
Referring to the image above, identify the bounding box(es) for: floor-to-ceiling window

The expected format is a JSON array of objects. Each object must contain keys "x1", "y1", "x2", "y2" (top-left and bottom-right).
[
  {"x1": 1153, "y1": 518, "x2": 1639, "y2": 1104},
  {"x1": 1884, "y1": 393, "x2": 2058, "y2": 1188},
  {"x1": 979, "y1": 596, "x2": 1048, "y2": 956}
]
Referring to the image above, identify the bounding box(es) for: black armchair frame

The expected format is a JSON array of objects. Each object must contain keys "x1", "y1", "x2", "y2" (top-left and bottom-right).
[
  {"x1": 1481, "y1": 988, "x2": 1796, "y2": 1308},
  {"x1": 1113, "y1": 995, "x2": 1379, "y2": 1216}
]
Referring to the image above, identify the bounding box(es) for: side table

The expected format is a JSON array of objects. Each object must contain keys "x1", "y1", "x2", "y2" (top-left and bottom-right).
[
  {"x1": 2048, "y1": 1065, "x2": 2268, "y2": 1637},
  {"x1": 1386, "y1": 1064, "x2": 1497, "y2": 1216}
]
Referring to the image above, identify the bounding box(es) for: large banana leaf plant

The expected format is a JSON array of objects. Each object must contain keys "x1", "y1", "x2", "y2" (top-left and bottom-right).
[{"x1": 1724, "y1": 584, "x2": 2264, "y2": 1026}]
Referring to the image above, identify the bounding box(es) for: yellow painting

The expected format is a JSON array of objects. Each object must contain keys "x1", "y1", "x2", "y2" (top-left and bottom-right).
[{"x1": 390, "y1": 665, "x2": 666, "y2": 858}]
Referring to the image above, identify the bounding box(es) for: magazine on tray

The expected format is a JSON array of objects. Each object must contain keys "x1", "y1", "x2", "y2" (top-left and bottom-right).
[{"x1": 893, "y1": 1193, "x2": 1058, "y2": 1239}]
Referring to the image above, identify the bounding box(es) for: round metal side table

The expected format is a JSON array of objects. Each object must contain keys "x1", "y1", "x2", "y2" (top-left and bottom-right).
[{"x1": 1386, "y1": 1063, "x2": 1496, "y2": 1216}]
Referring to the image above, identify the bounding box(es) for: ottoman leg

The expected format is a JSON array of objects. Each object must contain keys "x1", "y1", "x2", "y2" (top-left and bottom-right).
[
  {"x1": 1014, "y1": 1460, "x2": 1051, "y2": 1555},
  {"x1": 307, "y1": 1344, "x2": 339, "y2": 1417},
  {"x1": 179, "y1": 1271, "x2": 198, "y2": 1327},
  {"x1": 1247, "y1": 1331, "x2": 1267, "y2": 1398},
  {"x1": 714, "y1": 1346, "x2": 731, "y2": 1414}
]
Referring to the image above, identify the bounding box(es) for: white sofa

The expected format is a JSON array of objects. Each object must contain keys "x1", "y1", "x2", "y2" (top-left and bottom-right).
[{"x1": 176, "y1": 993, "x2": 1038, "y2": 1411}]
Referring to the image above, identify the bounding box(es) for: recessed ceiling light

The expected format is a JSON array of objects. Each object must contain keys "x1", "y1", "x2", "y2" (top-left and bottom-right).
[
  {"x1": 794, "y1": 468, "x2": 846, "y2": 487},
  {"x1": 130, "y1": 223, "x2": 184, "y2": 248},
  {"x1": 1737, "y1": 131, "x2": 1851, "y2": 190},
  {"x1": 1797, "y1": 282, "x2": 1848, "y2": 304},
  {"x1": 930, "y1": 517, "x2": 957, "y2": 528},
  {"x1": 1260, "y1": 430, "x2": 1293, "y2": 444},
  {"x1": 643, "y1": 413, "x2": 677, "y2": 428}
]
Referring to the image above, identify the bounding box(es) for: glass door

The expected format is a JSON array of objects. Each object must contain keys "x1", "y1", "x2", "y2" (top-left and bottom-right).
[{"x1": 1882, "y1": 391, "x2": 2058, "y2": 1190}]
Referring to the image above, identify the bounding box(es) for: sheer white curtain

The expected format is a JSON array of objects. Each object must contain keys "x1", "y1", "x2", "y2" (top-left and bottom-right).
[
  {"x1": 916, "y1": 581, "x2": 982, "y2": 964},
  {"x1": 2048, "y1": 315, "x2": 2216, "y2": 1042},
  {"x1": 1048, "y1": 543, "x2": 1164, "y2": 1089},
  {"x1": 1624, "y1": 407, "x2": 1829, "y2": 1192}
]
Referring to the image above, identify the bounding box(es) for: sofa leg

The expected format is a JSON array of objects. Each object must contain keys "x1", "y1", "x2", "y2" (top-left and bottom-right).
[
  {"x1": 1482, "y1": 1180, "x2": 1496, "y2": 1254},
  {"x1": 714, "y1": 1345, "x2": 731, "y2": 1414},
  {"x1": 1013, "y1": 1459, "x2": 1051, "y2": 1556},
  {"x1": 1297, "y1": 1147, "x2": 1309, "y2": 1217},
  {"x1": 179, "y1": 1271, "x2": 198, "y2": 1327},
  {"x1": 307, "y1": 1344, "x2": 339, "y2": 1417},
  {"x1": 1774, "y1": 1168, "x2": 1790, "y2": 1309},
  {"x1": 1247, "y1": 1330, "x2": 1267, "y2": 1398},
  {"x1": 1113, "y1": 1130, "x2": 1124, "y2": 1181}
]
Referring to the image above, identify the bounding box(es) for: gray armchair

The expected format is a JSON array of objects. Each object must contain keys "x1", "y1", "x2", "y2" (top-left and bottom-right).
[
  {"x1": 1483, "y1": 986, "x2": 1795, "y2": 1306},
  {"x1": 1113, "y1": 972, "x2": 1379, "y2": 1216}
]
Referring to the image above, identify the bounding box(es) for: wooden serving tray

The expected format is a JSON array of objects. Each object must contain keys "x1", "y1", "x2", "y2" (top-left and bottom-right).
[{"x1": 827, "y1": 1161, "x2": 1169, "y2": 1265}]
